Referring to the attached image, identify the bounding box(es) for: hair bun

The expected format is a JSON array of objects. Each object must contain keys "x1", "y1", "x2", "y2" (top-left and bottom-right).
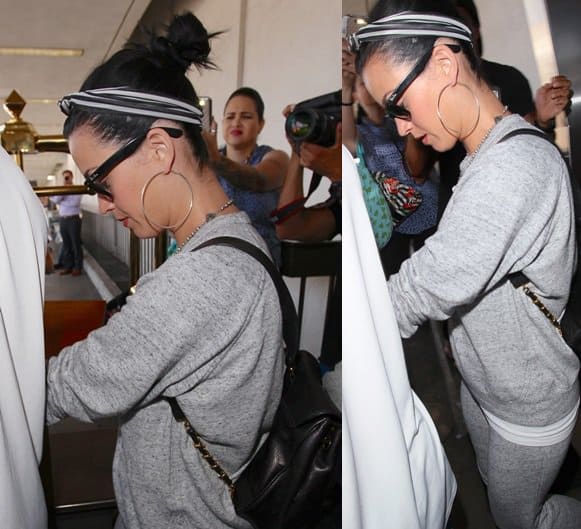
[{"x1": 152, "y1": 13, "x2": 221, "y2": 73}]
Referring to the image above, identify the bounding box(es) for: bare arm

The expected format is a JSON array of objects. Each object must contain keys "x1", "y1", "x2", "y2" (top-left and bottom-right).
[
  {"x1": 212, "y1": 149, "x2": 289, "y2": 192},
  {"x1": 203, "y1": 128, "x2": 289, "y2": 192},
  {"x1": 275, "y1": 152, "x2": 337, "y2": 242},
  {"x1": 404, "y1": 135, "x2": 436, "y2": 183},
  {"x1": 355, "y1": 76, "x2": 384, "y2": 125},
  {"x1": 342, "y1": 41, "x2": 357, "y2": 155}
]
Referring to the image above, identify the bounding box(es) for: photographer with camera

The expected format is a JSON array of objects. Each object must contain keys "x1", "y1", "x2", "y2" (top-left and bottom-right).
[
  {"x1": 274, "y1": 95, "x2": 342, "y2": 411},
  {"x1": 275, "y1": 93, "x2": 342, "y2": 242}
]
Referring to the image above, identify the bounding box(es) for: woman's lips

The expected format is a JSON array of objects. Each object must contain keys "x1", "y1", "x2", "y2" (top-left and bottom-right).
[{"x1": 230, "y1": 129, "x2": 242, "y2": 137}]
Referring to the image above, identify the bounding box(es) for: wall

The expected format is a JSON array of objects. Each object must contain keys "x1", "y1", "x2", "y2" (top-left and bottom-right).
[
  {"x1": 476, "y1": 0, "x2": 541, "y2": 91},
  {"x1": 183, "y1": 0, "x2": 341, "y2": 355},
  {"x1": 189, "y1": 0, "x2": 340, "y2": 154},
  {"x1": 342, "y1": 0, "x2": 369, "y2": 16}
]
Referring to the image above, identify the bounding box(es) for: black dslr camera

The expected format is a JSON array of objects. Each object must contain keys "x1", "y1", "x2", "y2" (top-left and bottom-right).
[{"x1": 285, "y1": 90, "x2": 341, "y2": 149}]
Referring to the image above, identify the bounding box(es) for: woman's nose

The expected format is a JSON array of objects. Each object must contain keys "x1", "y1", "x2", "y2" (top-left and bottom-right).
[
  {"x1": 98, "y1": 196, "x2": 114, "y2": 215},
  {"x1": 396, "y1": 118, "x2": 413, "y2": 137}
]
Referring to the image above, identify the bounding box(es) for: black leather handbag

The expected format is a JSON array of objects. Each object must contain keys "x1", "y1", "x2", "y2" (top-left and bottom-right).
[{"x1": 166, "y1": 236, "x2": 341, "y2": 529}]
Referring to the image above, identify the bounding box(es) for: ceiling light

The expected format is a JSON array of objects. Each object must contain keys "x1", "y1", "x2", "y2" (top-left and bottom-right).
[{"x1": 0, "y1": 47, "x2": 83, "y2": 57}]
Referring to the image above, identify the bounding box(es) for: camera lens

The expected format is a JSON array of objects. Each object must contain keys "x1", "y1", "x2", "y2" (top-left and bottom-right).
[
  {"x1": 286, "y1": 110, "x2": 316, "y2": 140},
  {"x1": 284, "y1": 98, "x2": 339, "y2": 148}
]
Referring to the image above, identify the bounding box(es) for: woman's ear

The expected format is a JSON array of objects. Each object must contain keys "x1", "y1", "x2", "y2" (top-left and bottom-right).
[
  {"x1": 146, "y1": 128, "x2": 176, "y2": 172},
  {"x1": 432, "y1": 43, "x2": 460, "y2": 85}
]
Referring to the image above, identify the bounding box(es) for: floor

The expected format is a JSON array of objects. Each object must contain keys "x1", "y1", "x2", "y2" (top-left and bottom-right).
[{"x1": 44, "y1": 244, "x2": 581, "y2": 529}]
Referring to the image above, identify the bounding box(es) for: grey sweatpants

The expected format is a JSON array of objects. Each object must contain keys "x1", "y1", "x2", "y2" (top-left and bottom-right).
[{"x1": 460, "y1": 383, "x2": 581, "y2": 529}]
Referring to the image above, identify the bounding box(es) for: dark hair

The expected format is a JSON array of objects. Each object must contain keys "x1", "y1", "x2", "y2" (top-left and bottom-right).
[
  {"x1": 454, "y1": 0, "x2": 480, "y2": 28},
  {"x1": 454, "y1": 0, "x2": 483, "y2": 55},
  {"x1": 224, "y1": 87, "x2": 265, "y2": 122},
  {"x1": 356, "y1": 0, "x2": 481, "y2": 78},
  {"x1": 63, "y1": 13, "x2": 223, "y2": 166}
]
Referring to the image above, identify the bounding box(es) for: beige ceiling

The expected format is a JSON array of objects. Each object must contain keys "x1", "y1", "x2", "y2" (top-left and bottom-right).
[{"x1": 0, "y1": 0, "x2": 153, "y2": 184}]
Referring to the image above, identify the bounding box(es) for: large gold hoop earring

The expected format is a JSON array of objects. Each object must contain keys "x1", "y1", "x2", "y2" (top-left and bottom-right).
[
  {"x1": 437, "y1": 82, "x2": 480, "y2": 139},
  {"x1": 140, "y1": 170, "x2": 193, "y2": 231}
]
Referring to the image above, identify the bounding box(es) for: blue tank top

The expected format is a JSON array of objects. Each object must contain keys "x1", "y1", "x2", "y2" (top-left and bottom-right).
[{"x1": 218, "y1": 145, "x2": 281, "y2": 265}]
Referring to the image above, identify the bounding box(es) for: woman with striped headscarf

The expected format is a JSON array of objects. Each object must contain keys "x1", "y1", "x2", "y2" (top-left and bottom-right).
[
  {"x1": 45, "y1": 13, "x2": 284, "y2": 529},
  {"x1": 352, "y1": 1, "x2": 581, "y2": 527}
]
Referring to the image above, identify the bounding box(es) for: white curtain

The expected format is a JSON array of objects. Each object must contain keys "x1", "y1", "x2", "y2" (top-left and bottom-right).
[
  {"x1": 342, "y1": 146, "x2": 456, "y2": 529},
  {"x1": 0, "y1": 147, "x2": 47, "y2": 528}
]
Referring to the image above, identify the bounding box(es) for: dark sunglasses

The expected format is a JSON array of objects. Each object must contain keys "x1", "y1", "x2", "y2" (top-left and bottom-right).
[
  {"x1": 384, "y1": 44, "x2": 461, "y2": 121},
  {"x1": 85, "y1": 126, "x2": 184, "y2": 200}
]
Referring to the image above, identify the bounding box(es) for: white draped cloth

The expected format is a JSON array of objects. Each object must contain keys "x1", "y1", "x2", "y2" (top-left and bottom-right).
[
  {"x1": 0, "y1": 147, "x2": 47, "y2": 528},
  {"x1": 342, "y1": 146, "x2": 456, "y2": 529}
]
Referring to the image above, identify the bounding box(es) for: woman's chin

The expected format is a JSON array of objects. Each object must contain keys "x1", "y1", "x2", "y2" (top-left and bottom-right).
[
  {"x1": 227, "y1": 135, "x2": 252, "y2": 147},
  {"x1": 129, "y1": 223, "x2": 158, "y2": 240},
  {"x1": 427, "y1": 137, "x2": 456, "y2": 153}
]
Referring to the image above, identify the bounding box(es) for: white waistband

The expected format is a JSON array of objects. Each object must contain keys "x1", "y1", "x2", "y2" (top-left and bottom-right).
[{"x1": 481, "y1": 399, "x2": 579, "y2": 447}]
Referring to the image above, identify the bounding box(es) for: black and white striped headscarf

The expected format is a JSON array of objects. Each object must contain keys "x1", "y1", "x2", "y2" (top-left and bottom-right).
[
  {"x1": 350, "y1": 11, "x2": 472, "y2": 51},
  {"x1": 58, "y1": 87, "x2": 203, "y2": 127}
]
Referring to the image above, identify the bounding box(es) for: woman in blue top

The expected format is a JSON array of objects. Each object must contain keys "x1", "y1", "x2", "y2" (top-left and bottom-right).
[{"x1": 207, "y1": 87, "x2": 289, "y2": 265}]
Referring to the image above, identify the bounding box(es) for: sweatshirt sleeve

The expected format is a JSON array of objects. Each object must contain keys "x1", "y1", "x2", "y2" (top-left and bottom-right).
[
  {"x1": 387, "y1": 138, "x2": 566, "y2": 337},
  {"x1": 46, "y1": 247, "x2": 267, "y2": 423}
]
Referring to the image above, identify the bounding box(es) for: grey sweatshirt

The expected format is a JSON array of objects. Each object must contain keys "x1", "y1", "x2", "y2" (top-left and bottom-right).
[
  {"x1": 47, "y1": 212, "x2": 285, "y2": 529},
  {"x1": 388, "y1": 115, "x2": 579, "y2": 426}
]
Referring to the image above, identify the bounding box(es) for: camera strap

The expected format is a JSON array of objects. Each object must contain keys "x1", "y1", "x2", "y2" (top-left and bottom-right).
[{"x1": 269, "y1": 172, "x2": 323, "y2": 225}]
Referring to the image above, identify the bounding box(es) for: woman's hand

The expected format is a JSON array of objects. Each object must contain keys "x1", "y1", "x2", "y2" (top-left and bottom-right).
[
  {"x1": 282, "y1": 104, "x2": 295, "y2": 119},
  {"x1": 299, "y1": 123, "x2": 342, "y2": 182},
  {"x1": 282, "y1": 104, "x2": 298, "y2": 152},
  {"x1": 202, "y1": 118, "x2": 221, "y2": 162},
  {"x1": 535, "y1": 75, "x2": 573, "y2": 128}
]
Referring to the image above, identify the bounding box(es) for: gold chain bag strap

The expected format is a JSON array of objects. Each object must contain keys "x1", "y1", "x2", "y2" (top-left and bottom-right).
[
  {"x1": 520, "y1": 284, "x2": 563, "y2": 336},
  {"x1": 165, "y1": 397, "x2": 235, "y2": 496}
]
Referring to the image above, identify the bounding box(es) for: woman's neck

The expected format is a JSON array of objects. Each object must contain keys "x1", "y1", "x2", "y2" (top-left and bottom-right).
[
  {"x1": 172, "y1": 170, "x2": 238, "y2": 248},
  {"x1": 225, "y1": 143, "x2": 257, "y2": 164},
  {"x1": 463, "y1": 89, "x2": 510, "y2": 155}
]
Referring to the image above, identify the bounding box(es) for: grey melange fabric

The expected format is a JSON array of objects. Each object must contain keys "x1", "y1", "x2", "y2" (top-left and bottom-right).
[
  {"x1": 461, "y1": 384, "x2": 581, "y2": 529},
  {"x1": 47, "y1": 211, "x2": 285, "y2": 529},
  {"x1": 388, "y1": 114, "x2": 579, "y2": 427},
  {"x1": 387, "y1": 114, "x2": 581, "y2": 527}
]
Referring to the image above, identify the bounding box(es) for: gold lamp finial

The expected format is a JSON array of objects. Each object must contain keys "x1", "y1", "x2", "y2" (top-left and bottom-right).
[
  {"x1": 3, "y1": 89, "x2": 27, "y2": 120},
  {"x1": 1, "y1": 89, "x2": 37, "y2": 155}
]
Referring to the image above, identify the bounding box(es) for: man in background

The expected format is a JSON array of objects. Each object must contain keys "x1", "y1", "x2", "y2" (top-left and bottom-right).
[{"x1": 51, "y1": 170, "x2": 83, "y2": 276}]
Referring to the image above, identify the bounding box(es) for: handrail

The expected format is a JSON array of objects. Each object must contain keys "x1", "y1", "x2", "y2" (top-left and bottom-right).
[{"x1": 34, "y1": 185, "x2": 91, "y2": 197}]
